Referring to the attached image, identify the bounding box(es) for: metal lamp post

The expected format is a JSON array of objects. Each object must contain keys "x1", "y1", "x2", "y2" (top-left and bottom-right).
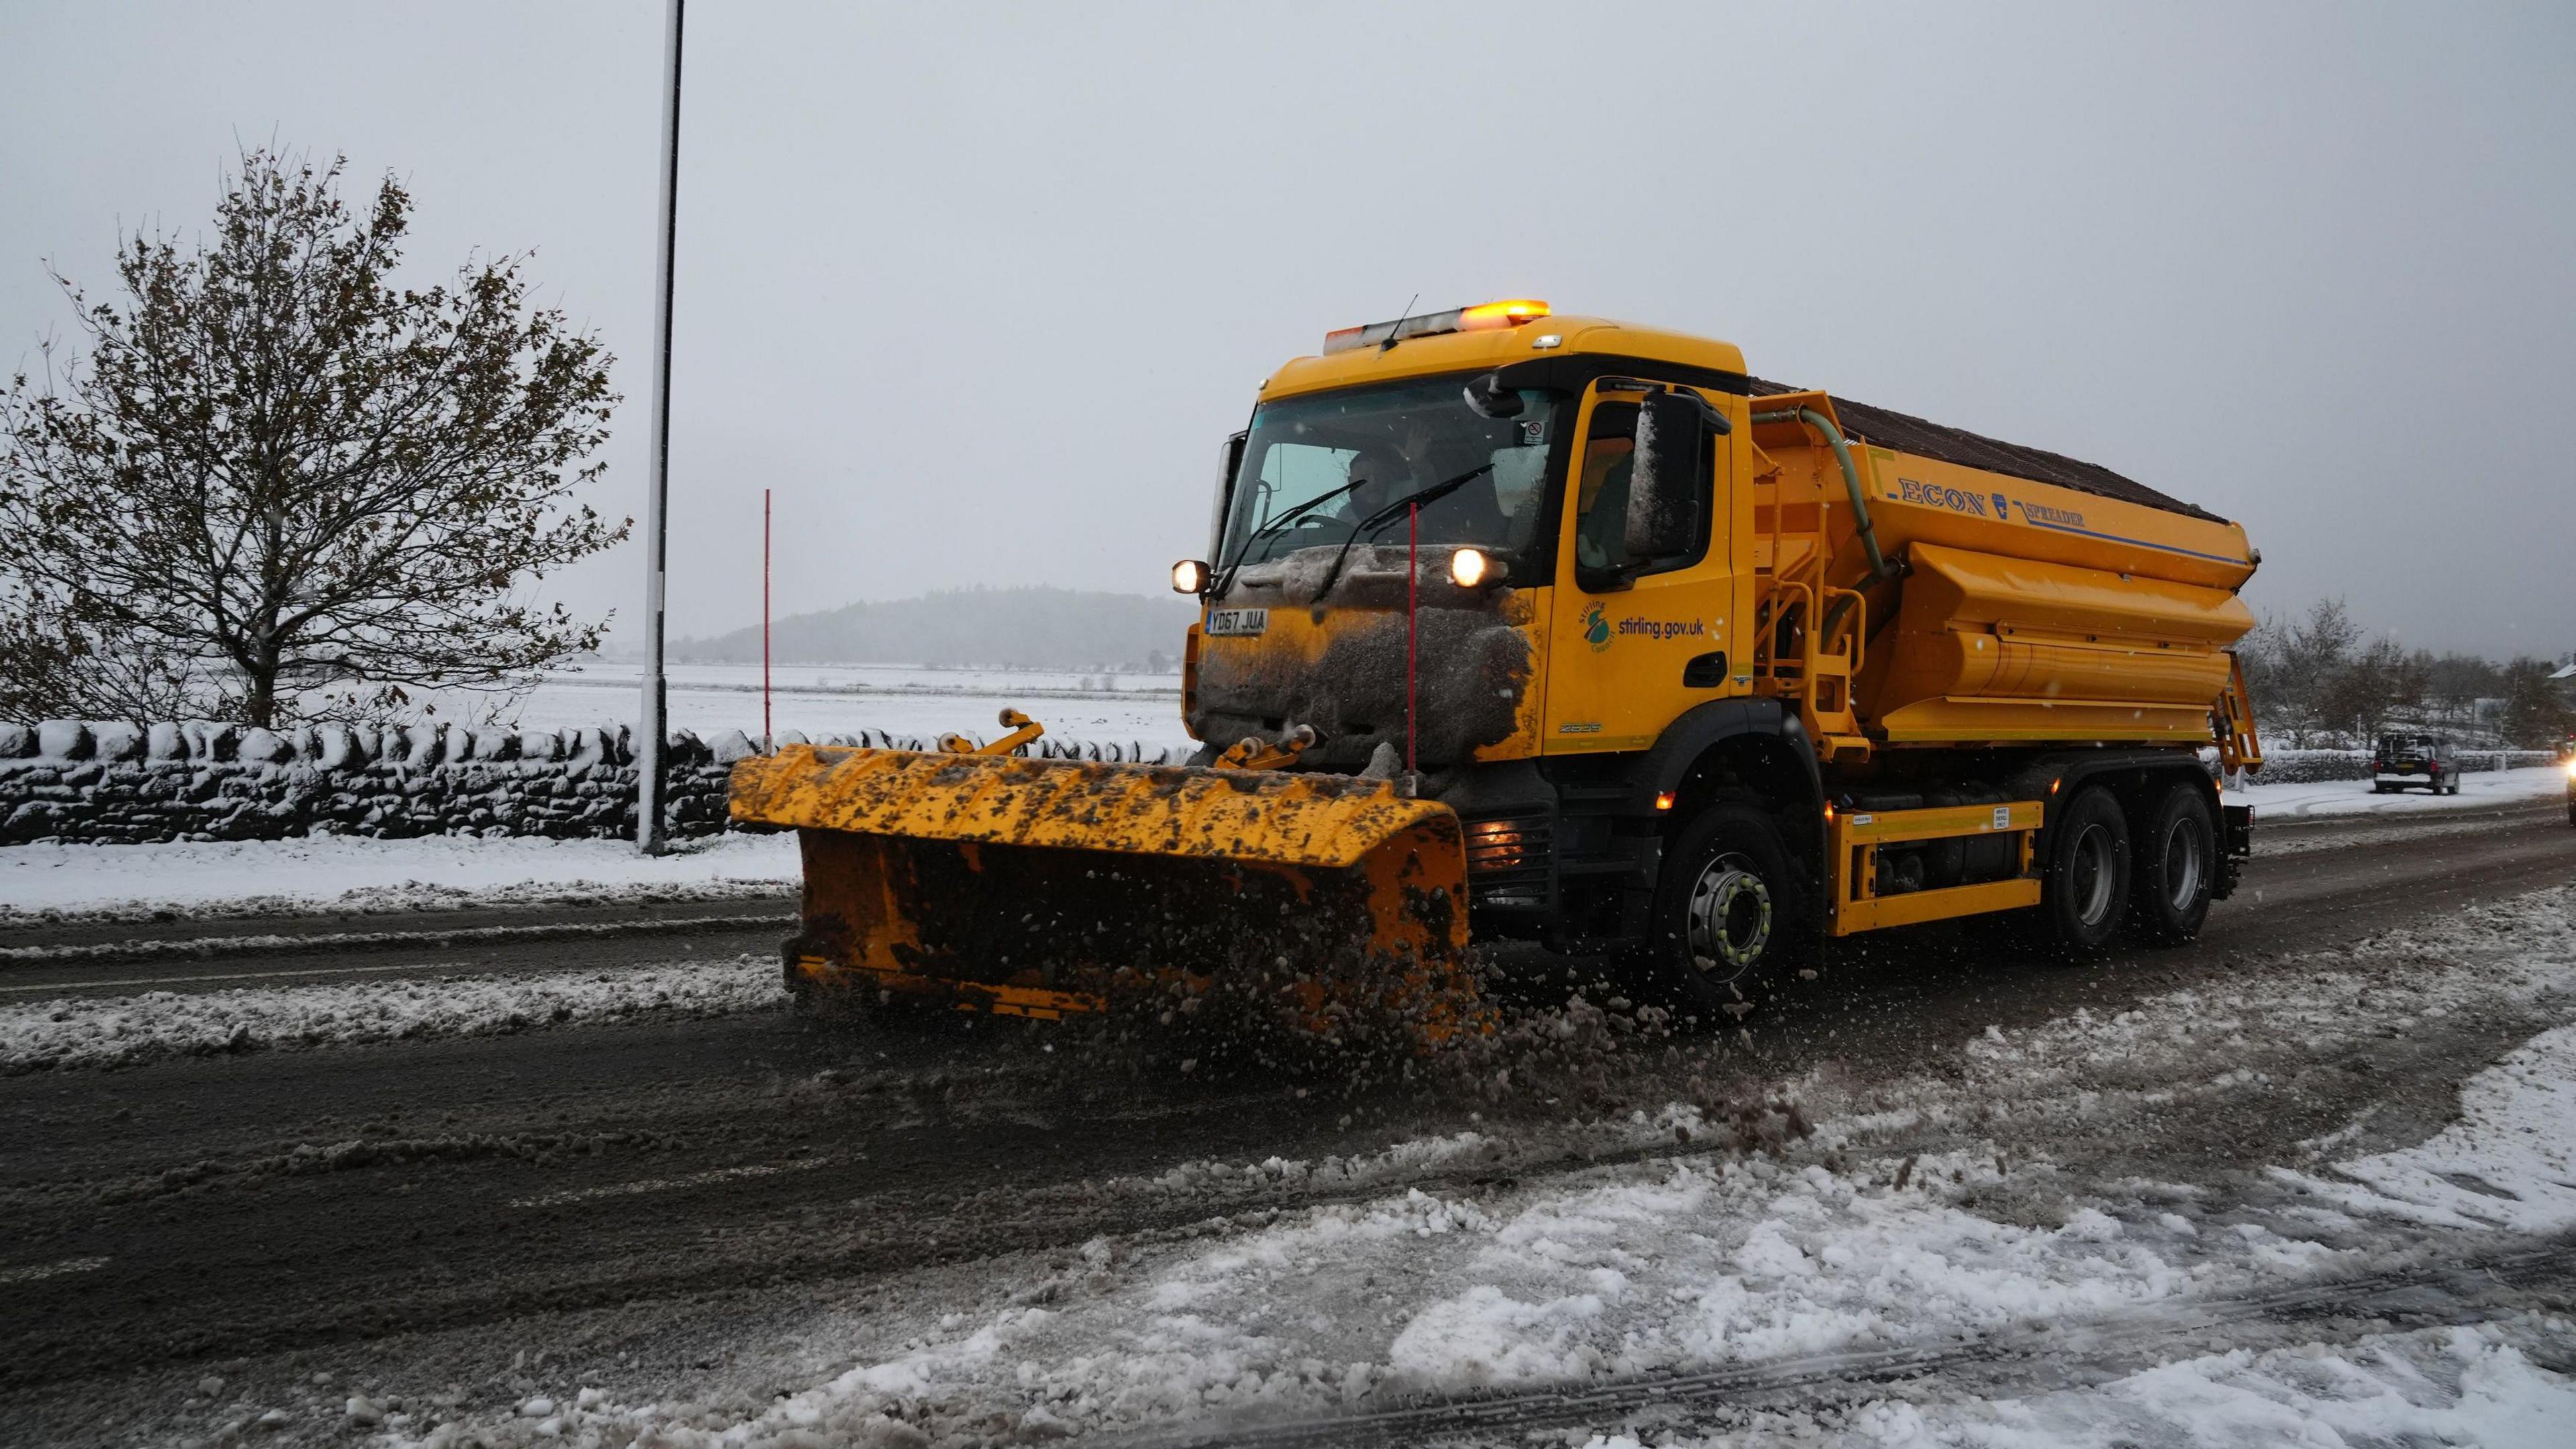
[{"x1": 636, "y1": 0, "x2": 684, "y2": 854}]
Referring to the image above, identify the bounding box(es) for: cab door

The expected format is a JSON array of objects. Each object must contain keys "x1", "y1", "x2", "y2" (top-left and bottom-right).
[{"x1": 1540, "y1": 381, "x2": 1741, "y2": 755}]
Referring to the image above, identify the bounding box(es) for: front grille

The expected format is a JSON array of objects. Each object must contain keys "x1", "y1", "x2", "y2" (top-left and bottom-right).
[{"x1": 1463, "y1": 811, "x2": 1552, "y2": 906}]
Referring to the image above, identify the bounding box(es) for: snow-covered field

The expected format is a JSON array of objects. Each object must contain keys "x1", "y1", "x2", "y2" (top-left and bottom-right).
[
  {"x1": 2224, "y1": 763, "x2": 2567, "y2": 819},
  {"x1": 445, "y1": 662, "x2": 1193, "y2": 756},
  {"x1": 0, "y1": 831, "x2": 798, "y2": 921},
  {"x1": 363, "y1": 887, "x2": 2576, "y2": 1447}
]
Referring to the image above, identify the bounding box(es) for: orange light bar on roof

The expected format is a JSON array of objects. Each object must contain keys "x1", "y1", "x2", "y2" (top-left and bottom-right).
[
  {"x1": 1322, "y1": 299, "x2": 1552, "y2": 354},
  {"x1": 1457, "y1": 299, "x2": 1550, "y2": 331}
]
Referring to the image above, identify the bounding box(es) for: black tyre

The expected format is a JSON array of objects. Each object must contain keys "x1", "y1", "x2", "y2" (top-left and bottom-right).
[
  {"x1": 2128, "y1": 782, "x2": 2215, "y2": 946},
  {"x1": 2043, "y1": 786, "x2": 2131, "y2": 956},
  {"x1": 1627, "y1": 804, "x2": 1810, "y2": 1026}
]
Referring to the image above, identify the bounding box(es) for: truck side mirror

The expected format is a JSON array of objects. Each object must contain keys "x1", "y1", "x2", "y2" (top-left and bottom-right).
[
  {"x1": 1210, "y1": 430, "x2": 1248, "y2": 561},
  {"x1": 1624, "y1": 390, "x2": 1720, "y2": 560},
  {"x1": 1462, "y1": 372, "x2": 1523, "y2": 419}
]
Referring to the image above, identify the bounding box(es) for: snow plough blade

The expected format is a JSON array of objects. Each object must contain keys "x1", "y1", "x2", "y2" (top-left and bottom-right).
[{"x1": 729, "y1": 745, "x2": 1481, "y2": 1049}]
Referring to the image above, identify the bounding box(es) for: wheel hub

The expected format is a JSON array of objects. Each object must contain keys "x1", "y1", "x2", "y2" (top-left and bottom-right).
[
  {"x1": 1686, "y1": 853, "x2": 1773, "y2": 973},
  {"x1": 2070, "y1": 822, "x2": 2117, "y2": 927},
  {"x1": 2162, "y1": 818, "x2": 2204, "y2": 909}
]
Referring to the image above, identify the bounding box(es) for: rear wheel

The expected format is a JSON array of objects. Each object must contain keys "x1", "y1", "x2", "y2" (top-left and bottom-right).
[
  {"x1": 2043, "y1": 786, "x2": 2131, "y2": 957},
  {"x1": 1627, "y1": 804, "x2": 1809, "y2": 1027},
  {"x1": 2129, "y1": 783, "x2": 2215, "y2": 945}
]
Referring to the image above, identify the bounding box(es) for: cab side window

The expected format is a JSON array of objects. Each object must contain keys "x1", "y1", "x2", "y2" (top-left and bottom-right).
[
  {"x1": 1573, "y1": 403, "x2": 1638, "y2": 574},
  {"x1": 1572, "y1": 397, "x2": 1712, "y2": 584}
]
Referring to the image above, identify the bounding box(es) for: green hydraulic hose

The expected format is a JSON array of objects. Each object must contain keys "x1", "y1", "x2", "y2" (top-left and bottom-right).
[
  {"x1": 1755, "y1": 405, "x2": 1892, "y2": 657},
  {"x1": 1752, "y1": 406, "x2": 1890, "y2": 580}
]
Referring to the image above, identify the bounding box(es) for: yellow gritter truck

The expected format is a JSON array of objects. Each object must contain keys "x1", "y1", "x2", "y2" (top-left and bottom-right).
[{"x1": 731, "y1": 301, "x2": 2265, "y2": 1040}]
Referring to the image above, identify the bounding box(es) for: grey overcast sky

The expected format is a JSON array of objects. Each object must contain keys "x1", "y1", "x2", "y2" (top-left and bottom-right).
[{"x1": 4, "y1": 2, "x2": 2571, "y2": 656}]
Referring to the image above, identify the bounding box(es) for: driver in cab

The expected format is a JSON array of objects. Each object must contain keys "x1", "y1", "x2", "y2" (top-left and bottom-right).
[{"x1": 1330, "y1": 421, "x2": 1510, "y2": 545}]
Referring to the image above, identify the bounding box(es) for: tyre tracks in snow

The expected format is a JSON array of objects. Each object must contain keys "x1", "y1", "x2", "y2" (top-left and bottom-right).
[{"x1": 1116, "y1": 1238, "x2": 2576, "y2": 1447}]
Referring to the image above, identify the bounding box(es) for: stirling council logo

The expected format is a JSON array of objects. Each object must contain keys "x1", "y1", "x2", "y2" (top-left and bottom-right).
[{"x1": 1580, "y1": 602, "x2": 1612, "y2": 652}]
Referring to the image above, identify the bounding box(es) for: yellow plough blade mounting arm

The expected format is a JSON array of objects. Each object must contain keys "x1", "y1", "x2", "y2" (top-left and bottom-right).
[{"x1": 729, "y1": 744, "x2": 1478, "y2": 1047}]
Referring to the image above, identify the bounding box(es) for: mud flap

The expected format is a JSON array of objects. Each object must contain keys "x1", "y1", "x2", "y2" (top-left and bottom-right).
[
  {"x1": 733, "y1": 746, "x2": 1482, "y2": 1048},
  {"x1": 2214, "y1": 803, "x2": 2252, "y2": 900}
]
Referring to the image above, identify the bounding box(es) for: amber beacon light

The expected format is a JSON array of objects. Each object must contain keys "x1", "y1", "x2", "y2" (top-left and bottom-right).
[{"x1": 1323, "y1": 299, "x2": 1551, "y2": 354}]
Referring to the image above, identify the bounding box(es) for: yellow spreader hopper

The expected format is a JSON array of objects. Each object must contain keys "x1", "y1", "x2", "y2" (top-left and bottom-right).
[{"x1": 729, "y1": 729, "x2": 1480, "y2": 1051}]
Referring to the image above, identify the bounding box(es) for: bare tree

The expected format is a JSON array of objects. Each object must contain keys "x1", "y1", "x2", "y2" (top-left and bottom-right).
[
  {"x1": 2315, "y1": 635, "x2": 2424, "y2": 744},
  {"x1": 0, "y1": 150, "x2": 625, "y2": 728},
  {"x1": 2422, "y1": 650, "x2": 2502, "y2": 732},
  {"x1": 2239, "y1": 598, "x2": 2361, "y2": 747},
  {"x1": 2498, "y1": 657, "x2": 2572, "y2": 749},
  {"x1": 2234, "y1": 611, "x2": 2290, "y2": 738}
]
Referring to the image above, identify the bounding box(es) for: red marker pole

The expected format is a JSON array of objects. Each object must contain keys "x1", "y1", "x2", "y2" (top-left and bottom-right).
[
  {"x1": 762, "y1": 486, "x2": 773, "y2": 744},
  {"x1": 1406, "y1": 501, "x2": 1419, "y2": 776}
]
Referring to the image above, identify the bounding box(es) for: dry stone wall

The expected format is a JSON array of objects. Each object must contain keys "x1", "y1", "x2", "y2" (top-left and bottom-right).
[{"x1": 0, "y1": 721, "x2": 1181, "y2": 846}]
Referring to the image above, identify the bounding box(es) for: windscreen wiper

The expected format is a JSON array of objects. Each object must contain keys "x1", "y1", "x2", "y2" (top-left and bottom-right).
[
  {"x1": 1214, "y1": 476, "x2": 1371, "y2": 596},
  {"x1": 1312, "y1": 462, "x2": 1495, "y2": 600}
]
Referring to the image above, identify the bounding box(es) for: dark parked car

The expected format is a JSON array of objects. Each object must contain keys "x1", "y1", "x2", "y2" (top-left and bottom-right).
[{"x1": 2371, "y1": 733, "x2": 2461, "y2": 795}]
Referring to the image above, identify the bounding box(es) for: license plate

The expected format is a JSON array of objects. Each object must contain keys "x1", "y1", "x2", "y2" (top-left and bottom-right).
[{"x1": 1205, "y1": 608, "x2": 1268, "y2": 637}]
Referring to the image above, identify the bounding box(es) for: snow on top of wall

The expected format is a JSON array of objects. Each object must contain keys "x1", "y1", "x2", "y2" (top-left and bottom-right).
[{"x1": 0, "y1": 718, "x2": 1179, "y2": 767}]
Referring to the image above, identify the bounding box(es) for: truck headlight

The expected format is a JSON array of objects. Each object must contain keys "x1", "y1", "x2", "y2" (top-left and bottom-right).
[
  {"x1": 1171, "y1": 559, "x2": 1210, "y2": 594},
  {"x1": 1449, "y1": 547, "x2": 1499, "y2": 588}
]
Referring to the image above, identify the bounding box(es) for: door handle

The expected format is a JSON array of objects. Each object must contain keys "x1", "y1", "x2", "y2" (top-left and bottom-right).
[{"x1": 1682, "y1": 651, "x2": 1728, "y2": 688}]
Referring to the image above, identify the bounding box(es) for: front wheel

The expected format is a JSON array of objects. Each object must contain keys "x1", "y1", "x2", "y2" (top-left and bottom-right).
[{"x1": 1625, "y1": 804, "x2": 1811, "y2": 1027}]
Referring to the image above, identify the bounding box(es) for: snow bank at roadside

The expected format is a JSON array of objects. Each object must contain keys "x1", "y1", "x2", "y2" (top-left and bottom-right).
[
  {"x1": 1573, "y1": 1318, "x2": 2576, "y2": 1446},
  {"x1": 0, "y1": 955, "x2": 783, "y2": 1072},
  {"x1": 394, "y1": 1150, "x2": 2304, "y2": 1449},
  {"x1": 1923, "y1": 1318, "x2": 2576, "y2": 1448},
  {"x1": 0, "y1": 830, "x2": 797, "y2": 922},
  {"x1": 2224, "y1": 763, "x2": 2565, "y2": 820}
]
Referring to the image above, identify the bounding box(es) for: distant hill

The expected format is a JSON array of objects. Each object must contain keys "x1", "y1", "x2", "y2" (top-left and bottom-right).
[{"x1": 674, "y1": 586, "x2": 1199, "y2": 670}]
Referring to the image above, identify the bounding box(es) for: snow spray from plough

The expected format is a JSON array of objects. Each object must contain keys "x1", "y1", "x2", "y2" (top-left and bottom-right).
[{"x1": 727, "y1": 712, "x2": 1487, "y2": 1053}]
